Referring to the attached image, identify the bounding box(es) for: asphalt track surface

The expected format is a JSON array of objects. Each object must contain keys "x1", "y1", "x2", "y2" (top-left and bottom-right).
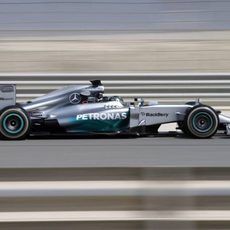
[{"x1": 0, "y1": 133, "x2": 229, "y2": 168}]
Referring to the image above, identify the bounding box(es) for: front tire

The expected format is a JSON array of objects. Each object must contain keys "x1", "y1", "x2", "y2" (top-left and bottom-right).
[
  {"x1": 185, "y1": 105, "x2": 219, "y2": 138},
  {"x1": 0, "y1": 106, "x2": 30, "y2": 140}
]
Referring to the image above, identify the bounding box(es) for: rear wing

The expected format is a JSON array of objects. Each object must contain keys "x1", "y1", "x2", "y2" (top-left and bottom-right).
[{"x1": 0, "y1": 85, "x2": 16, "y2": 110}]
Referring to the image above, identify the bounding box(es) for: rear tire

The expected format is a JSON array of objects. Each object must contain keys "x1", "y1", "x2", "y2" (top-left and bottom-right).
[
  {"x1": 185, "y1": 105, "x2": 219, "y2": 138},
  {"x1": 0, "y1": 106, "x2": 30, "y2": 140}
]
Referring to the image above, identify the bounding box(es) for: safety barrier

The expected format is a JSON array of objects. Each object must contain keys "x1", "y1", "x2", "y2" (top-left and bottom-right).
[{"x1": 0, "y1": 73, "x2": 230, "y2": 107}]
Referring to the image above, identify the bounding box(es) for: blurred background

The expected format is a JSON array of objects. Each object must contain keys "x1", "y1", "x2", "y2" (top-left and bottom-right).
[
  {"x1": 1, "y1": 0, "x2": 230, "y2": 72},
  {"x1": 1, "y1": 1, "x2": 230, "y2": 230}
]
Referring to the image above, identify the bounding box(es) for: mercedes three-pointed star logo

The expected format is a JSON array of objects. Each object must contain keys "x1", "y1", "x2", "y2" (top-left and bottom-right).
[{"x1": 69, "y1": 93, "x2": 81, "y2": 104}]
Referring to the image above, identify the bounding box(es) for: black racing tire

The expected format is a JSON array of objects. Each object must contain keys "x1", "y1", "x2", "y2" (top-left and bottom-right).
[
  {"x1": 177, "y1": 101, "x2": 198, "y2": 135},
  {"x1": 0, "y1": 106, "x2": 30, "y2": 140},
  {"x1": 185, "y1": 105, "x2": 219, "y2": 139}
]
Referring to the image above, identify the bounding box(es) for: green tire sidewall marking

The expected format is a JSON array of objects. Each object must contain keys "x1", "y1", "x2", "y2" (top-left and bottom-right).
[
  {"x1": 192, "y1": 112, "x2": 214, "y2": 133},
  {"x1": 2, "y1": 113, "x2": 25, "y2": 135}
]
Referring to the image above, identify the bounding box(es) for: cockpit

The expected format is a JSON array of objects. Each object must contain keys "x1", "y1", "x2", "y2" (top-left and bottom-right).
[
  {"x1": 79, "y1": 92, "x2": 125, "y2": 106},
  {"x1": 79, "y1": 80, "x2": 125, "y2": 106}
]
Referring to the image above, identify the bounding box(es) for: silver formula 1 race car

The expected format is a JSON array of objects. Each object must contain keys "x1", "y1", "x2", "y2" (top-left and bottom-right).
[{"x1": 0, "y1": 80, "x2": 230, "y2": 140}]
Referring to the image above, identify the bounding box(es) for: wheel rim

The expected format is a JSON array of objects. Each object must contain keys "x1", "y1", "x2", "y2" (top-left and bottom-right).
[
  {"x1": 192, "y1": 112, "x2": 213, "y2": 133},
  {"x1": 2, "y1": 113, "x2": 25, "y2": 135}
]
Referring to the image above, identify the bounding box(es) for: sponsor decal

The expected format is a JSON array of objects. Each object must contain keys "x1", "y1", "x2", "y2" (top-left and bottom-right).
[
  {"x1": 145, "y1": 112, "x2": 169, "y2": 118},
  {"x1": 76, "y1": 112, "x2": 127, "y2": 121},
  {"x1": 104, "y1": 103, "x2": 123, "y2": 109}
]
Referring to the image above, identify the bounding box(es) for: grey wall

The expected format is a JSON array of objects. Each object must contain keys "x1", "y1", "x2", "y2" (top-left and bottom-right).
[{"x1": 0, "y1": 0, "x2": 230, "y2": 33}]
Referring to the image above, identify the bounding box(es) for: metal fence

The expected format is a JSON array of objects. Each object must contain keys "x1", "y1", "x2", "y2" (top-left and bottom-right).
[{"x1": 0, "y1": 73, "x2": 229, "y2": 108}]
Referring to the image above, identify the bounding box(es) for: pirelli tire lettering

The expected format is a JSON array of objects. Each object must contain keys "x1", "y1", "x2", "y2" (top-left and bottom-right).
[{"x1": 76, "y1": 112, "x2": 128, "y2": 121}]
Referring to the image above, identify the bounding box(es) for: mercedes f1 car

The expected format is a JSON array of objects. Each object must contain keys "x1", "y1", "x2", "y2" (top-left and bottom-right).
[{"x1": 0, "y1": 80, "x2": 230, "y2": 140}]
